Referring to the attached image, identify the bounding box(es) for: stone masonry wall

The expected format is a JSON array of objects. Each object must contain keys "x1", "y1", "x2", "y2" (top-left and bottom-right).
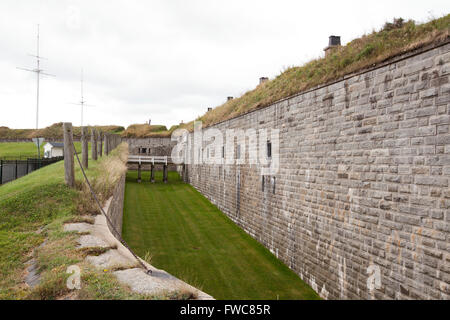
[
  {"x1": 106, "y1": 174, "x2": 125, "y2": 236},
  {"x1": 125, "y1": 137, "x2": 175, "y2": 156},
  {"x1": 125, "y1": 138, "x2": 177, "y2": 172},
  {"x1": 185, "y1": 43, "x2": 450, "y2": 299}
]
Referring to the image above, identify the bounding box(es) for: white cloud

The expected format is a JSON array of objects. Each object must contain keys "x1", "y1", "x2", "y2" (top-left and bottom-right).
[{"x1": 0, "y1": 0, "x2": 448, "y2": 129}]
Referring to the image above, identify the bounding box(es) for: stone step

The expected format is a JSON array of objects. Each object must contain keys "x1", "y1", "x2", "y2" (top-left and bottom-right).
[
  {"x1": 64, "y1": 222, "x2": 94, "y2": 234},
  {"x1": 77, "y1": 235, "x2": 110, "y2": 249},
  {"x1": 85, "y1": 249, "x2": 137, "y2": 270},
  {"x1": 113, "y1": 268, "x2": 213, "y2": 300}
]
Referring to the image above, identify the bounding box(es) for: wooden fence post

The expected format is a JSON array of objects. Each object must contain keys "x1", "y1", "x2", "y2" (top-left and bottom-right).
[
  {"x1": 137, "y1": 163, "x2": 142, "y2": 183},
  {"x1": 98, "y1": 131, "x2": 103, "y2": 157},
  {"x1": 104, "y1": 134, "x2": 109, "y2": 155},
  {"x1": 91, "y1": 128, "x2": 98, "y2": 161},
  {"x1": 163, "y1": 164, "x2": 168, "y2": 183},
  {"x1": 81, "y1": 127, "x2": 88, "y2": 169},
  {"x1": 63, "y1": 122, "x2": 75, "y2": 188}
]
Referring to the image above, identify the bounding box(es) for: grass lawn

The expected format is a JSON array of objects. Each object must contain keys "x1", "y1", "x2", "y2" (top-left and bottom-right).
[
  {"x1": 122, "y1": 170, "x2": 320, "y2": 300},
  {"x1": 0, "y1": 142, "x2": 91, "y2": 159}
]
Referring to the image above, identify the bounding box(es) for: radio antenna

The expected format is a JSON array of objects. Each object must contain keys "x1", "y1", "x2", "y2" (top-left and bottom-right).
[
  {"x1": 17, "y1": 24, "x2": 55, "y2": 158},
  {"x1": 69, "y1": 69, "x2": 95, "y2": 127}
]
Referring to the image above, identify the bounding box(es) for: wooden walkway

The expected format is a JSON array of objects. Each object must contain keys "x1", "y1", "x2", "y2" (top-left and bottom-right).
[{"x1": 127, "y1": 155, "x2": 175, "y2": 183}]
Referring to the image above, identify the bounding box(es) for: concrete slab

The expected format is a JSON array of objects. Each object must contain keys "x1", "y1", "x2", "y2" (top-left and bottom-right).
[
  {"x1": 85, "y1": 249, "x2": 137, "y2": 270},
  {"x1": 77, "y1": 235, "x2": 110, "y2": 249},
  {"x1": 64, "y1": 222, "x2": 94, "y2": 234},
  {"x1": 113, "y1": 268, "x2": 213, "y2": 299}
]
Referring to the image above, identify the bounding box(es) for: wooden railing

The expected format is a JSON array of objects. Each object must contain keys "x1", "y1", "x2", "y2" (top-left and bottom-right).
[{"x1": 128, "y1": 155, "x2": 169, "y2": 165}]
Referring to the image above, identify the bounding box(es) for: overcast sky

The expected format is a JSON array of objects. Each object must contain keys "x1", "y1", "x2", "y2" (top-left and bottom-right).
[{"x1": 0, "y1": 0, "x2": 448, "y2": 129}]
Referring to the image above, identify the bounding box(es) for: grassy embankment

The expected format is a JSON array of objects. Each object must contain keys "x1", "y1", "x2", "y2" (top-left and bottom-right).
[
  {"x1": 121, "y1": 15, "x2": 450, "y2": 138},
  {"x1": 0, "y1": 123, "x2": 124, "y2": 141},
  {"x1": 122, "y1": 171, "x2": 320, "y2": 300},
  {"x1": 0, "y1": 142, "x2": 84, "y2": 159},
  {"x1": 0, "y1": 143, "x2": 170, "y2": 300}
]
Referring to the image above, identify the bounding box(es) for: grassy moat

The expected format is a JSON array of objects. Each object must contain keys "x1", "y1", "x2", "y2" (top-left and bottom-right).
[{"x1": 122, "y1": 170, "x2": 319, "y2": 300}]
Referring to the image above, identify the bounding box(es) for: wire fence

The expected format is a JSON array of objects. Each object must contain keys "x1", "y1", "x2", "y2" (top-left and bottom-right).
[{"x1": 0, "y1": 157, "x2": 64, "y2": 185}]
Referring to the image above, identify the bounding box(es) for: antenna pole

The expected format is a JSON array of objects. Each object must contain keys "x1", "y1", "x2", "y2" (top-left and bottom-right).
[
  {"x1": 36, "y1": 24, "x2": 40, "y2": 130},
  {"x1": 70, "y1": 69, "x2": 94, "y2": 127},
  {"x1": 81, "y1": 69, "x2": 84, "y2": 127},
  {"x1": 35, "y1": 25, "x2": 41, "y2": 159},
  {"x1": 17, "y1": 24, "x2": 55, "y2": 159}
]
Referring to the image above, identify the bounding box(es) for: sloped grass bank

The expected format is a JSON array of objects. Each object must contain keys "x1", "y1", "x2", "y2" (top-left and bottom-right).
[
  {"x1": 122, "y1": 171, "x2": 320, "y2": 300},
  {"x1": 0, "y1": 144, "x2": 156, "y2": 299},
  {"x1": 0, "y1": 141, "x2": 87, "y2": 159},
  {"x1": 0, "y1": 123, "x2": 124, "y2": 141}
]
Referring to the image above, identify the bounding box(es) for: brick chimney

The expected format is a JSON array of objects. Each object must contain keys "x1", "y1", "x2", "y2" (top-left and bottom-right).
[
  {"x1": 259, "y1": 77, "x2": 268, "y2": 84},
  {"x1": 324, "y1": 35, "x2": 341, "y2": 57}
]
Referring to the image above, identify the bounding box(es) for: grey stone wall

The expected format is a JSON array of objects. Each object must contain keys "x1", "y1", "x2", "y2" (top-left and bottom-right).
[
  {"x1": 185, "y1": 43, "x2": 450, "y2": 299},
  {"x1": 125, "y1": 137, "x2": 175, "y2": 156},
  {"x1": 125, "y1": 138, "x2": 178, "y2": 172},
  {"x1": 106, "y1": 174, "x2": 125, "y2": 236}
]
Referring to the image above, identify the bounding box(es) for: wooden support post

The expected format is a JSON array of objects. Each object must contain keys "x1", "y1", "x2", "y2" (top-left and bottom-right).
[
  {"x1": 163, "y1": 164, "x2": 168, "y2": 183},
  {"x1": 150, "y1": 164, "x2": 155, "y2": 183},
  {"x1": 108, "y1": 134, "x2": 112, "y2": 152},
  {"x1": 98, "y1": 131, "x2": 103, "y2": 157},
  {"x1": 91, "y1": 128, "x2": 98, "y2": 161},
  {"x1": 81, "y1": 127, "x2": 88, "y2": 169},
  {"x1": 104, "y1": 134, "x2": 109, "y2": 156},
  {"x1": 63, "y1": 122, "x2": 75, "y2": 188},
  {"x1": 137, "y1": 163, "x2": 142, "y2": 183}
]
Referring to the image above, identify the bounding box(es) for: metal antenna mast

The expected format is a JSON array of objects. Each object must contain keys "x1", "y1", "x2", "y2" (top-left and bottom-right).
[
  {"x1": 17, "y1": 25, "x2": 55, "y2": 158},
  {"x1": 70, "y1": 69, "x2": 95, "y2": 127}
]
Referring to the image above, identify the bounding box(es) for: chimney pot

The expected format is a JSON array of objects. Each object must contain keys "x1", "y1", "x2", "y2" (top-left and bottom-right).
[
  {"x1": 324, "y1": 35, "x2": 341, "y2": 57},
  {"x1": 328, "y1": 35, "x2": 341, "y2": 46}
]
